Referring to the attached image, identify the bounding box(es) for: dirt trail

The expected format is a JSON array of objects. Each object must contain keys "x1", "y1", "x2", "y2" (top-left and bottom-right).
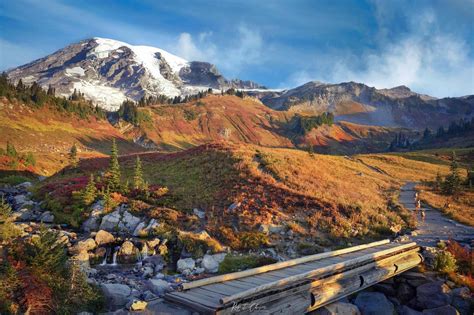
[{"x1": 399, "y1": 182, "x2": 474, "y2": 246}]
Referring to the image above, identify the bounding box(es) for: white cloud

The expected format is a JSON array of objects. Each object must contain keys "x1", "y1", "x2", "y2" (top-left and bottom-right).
[
  {"x1": 287, "y1": 7, "x2": 474, "y2": 97},
  {"x1": 174, "y1": 25, "x2": 264, "y2": 77}
]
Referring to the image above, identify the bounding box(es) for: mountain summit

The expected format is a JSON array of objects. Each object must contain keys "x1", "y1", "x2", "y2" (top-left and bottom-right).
[{"x1": 6, "y1": 37, "x2": 264, "y2": 110}]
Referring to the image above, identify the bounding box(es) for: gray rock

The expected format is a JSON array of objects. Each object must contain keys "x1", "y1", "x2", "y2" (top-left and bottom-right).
[
  {"x1": 201, "y1": 253, "x2": 226, "y2": 273},
  {"x1": 99, "y1": 210, "x2": 121, "y2": 231},
  {"x1": 374, "y1": 283, "x2": 396, "y2": 296},
  {"x1": 16, "y1": 181, "x2": 32, "y2": 189},
  {"x1": 450, "y1": 287, "x2": 472, "y2": 315},
  {"x1": 354, "y1": 292, "x2": 395, "y2": 315},
  {"x1": 100, "y1": 283, "x2": 132, "y2": 310},
  {"x1": 82, "y1": 216, "x2": 100, "y2": 232},
  {"x1": 177, "y1": 258, "x2": 195, "y2": 273},
  {"x1": 39, "y1": 211, "x2": 54, "y2": 223},
  {"x1": 13, "y1": 194, "x2": 27, "y2": 206},
  {"x1": 314, "y1": 301, "x2": 361, "y2": 315},
  {"x1": 398, "y1": 305, "x2": 422, "y2": 315},
  {"x1": 14, "y1": 208, "x2": 35, "y2": 221},
  {"x1": 133, "y1": 221, "x2": 146, "y2": 236},
  {"x1": 142, "y1": 290, "x2": 157, "y2": 301},
  {"x1": 118, "y1": 211, "x2": 141, "y2": 233},
  {"x1": 193, "y1": 208, "x2": 205, "y2": 219},
  {"x1": 147, "y1": 279, "x2": 170, "y2": 295},
  {"x1": 416, "y1": 281, "x2": 451, "y2": 309},
  {"x1": 397, "y1": 282, "x2": 416, "y2": 303},
  {"x1": 95, "y1": 230, "x2": 115, "y2": 246},
  {"x1": 422, "y1": 305, "x2": 460, "y2": 315}
]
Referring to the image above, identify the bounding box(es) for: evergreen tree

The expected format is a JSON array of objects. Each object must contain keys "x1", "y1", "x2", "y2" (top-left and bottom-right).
[
  {"x1": 443, "y1": 152, "x2": 462, "y2": 196},
  {"x1": 25, "y1": 152, "x2": 36, "y2": 166},
  {"x1": 82, "y1": 174, "x2": 97, "y2": 206},
  {"x1": 422, "y1": 128, "x2": 432, "y2": 139},
  {"x1": 0, "y1": 197, "x2": 19, "y2": 241},
  {"x1": 69, "y1": 144, "x2": 79, "y2": 167},
  {"x1": 103, "y1": 185, "x2": 113, "y2": 212},
  {"x1": 107, "y1": 139, "x2": 121, "y2": 189},
  {"x1": 133, "y1": 156, "x2": 145, "y2": 189},
  {"x1": 435, "y1": 171, "x2": 443, "y2": 191},
  {"x1": 6, "y1": 141, "x2": 17, "y2": 158}
]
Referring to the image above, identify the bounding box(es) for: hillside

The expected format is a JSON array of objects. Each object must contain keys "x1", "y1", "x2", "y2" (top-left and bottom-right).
[
  {"x1": 0, "y1": 98, "x2": 142, "y2": 175},
  {"x1": 38, "y1": 142, "x2": 451, "y2": 247},
  {"x1": 253, "y1": 81, "x2": 474, "y2": 129}
]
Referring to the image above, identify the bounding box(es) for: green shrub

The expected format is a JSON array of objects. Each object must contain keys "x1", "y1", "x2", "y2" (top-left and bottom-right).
[
  {"x1": 218, "y1": 255, "x2": 277, "y2": 274},
  {"x1": 434, "y1": 250, "x2": 457, "y2": 273},
  {"x1": 238, "y1": 232, "x2": 269, "y2": 250},
  {"x1": 0, "y1": 175, "x2": 32, "y2": 186}
]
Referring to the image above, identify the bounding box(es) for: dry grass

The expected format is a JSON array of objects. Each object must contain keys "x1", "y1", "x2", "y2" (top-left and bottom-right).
[{"x1": 419, "y1": 186, "x2": 474, "y2": 227}]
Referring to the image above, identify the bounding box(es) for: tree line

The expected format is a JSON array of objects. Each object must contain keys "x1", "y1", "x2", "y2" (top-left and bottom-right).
[
  {"x1": 0, "y1": 73, "x2": 106, "y2": 119},
  {"x1": 291, "y1": 112, "x2": 335, "y2": 135}
]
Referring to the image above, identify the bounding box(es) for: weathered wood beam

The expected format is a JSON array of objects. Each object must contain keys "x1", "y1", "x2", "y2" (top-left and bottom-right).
[{"x1": 180, "y1": 239, "x2": 390, "y2": 290}]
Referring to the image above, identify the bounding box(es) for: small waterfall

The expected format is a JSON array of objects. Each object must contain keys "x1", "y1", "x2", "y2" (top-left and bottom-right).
[
  {"x1": 100, "y1": 252, "x2": 108, "y2": 266},
  {"x1": 111, "y1": 247, "x2": 119, "y2": 266}
]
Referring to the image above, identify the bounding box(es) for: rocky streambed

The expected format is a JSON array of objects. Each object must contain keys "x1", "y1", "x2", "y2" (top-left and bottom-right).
[{"x1": 1, "y1": 182, "x2": 473, "y2": 314}]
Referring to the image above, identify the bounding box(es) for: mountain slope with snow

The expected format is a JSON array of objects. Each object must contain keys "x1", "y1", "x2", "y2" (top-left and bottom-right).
[{"x1": 7, "y1": 37, "x2": 264, "y2": 110}]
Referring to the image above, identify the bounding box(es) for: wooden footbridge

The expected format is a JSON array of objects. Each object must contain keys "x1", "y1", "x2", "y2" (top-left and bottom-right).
[{"x1": 165, "y1": 240, "x2": 422, "y2": 314}]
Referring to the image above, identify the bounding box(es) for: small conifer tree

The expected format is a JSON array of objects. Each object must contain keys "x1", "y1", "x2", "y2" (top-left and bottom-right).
[
  {"x1": 443, "y1": 152, "x2": 462, "y2": 196},
  {"x1": 82, "y1": 174, "x2": 97, "y2": 206},
  {"x1": 107, "y1": 139, "x2": 121, "y2": 189},
  {"x1": 133, "y1": 156, "x2": 144, "y2": 190},
  {"x1": 69, "y1": 144, "x2": 79, "y2": 168}
]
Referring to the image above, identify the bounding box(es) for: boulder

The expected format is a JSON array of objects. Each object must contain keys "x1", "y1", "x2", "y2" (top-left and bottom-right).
[
  {"x1": 99, "y1": 210, "x2": 121, "y2": 231},
  {"x1": 416, "y1": 281, "x2": 451, "y2": 309},
  {"x1": 118, "y1": 211, "x2": 141, "y2": 233},
  {"x1": 39, "y1": 211, "x2": 54, "y2": 223},
  {"x1": 201, "y1": 253, "x2": 226, "y2": 273},
  {"x1": 147, "y1": 279, "x2": 170, "y2": 295},
  {"x1": 177, "y1": 258, "x2": 195, "y2": 273},
  {"x1": 118, "y1": 241, "x2": 139, "y2": 264},
  {"x1": 147, "y1": 238, "x2": 161, "y2": 249},
  {"x1": 193, "y1": 208, "x2": 205, "y2": 219},
  {"x1": 397, "y1": 282, "x2": 416, "y2": 303},
  {"x1": 133, "y1": 222, "x2": 146, "y2": 236},
  {"x1": 398, "y1": 305, "x2": 422, "y2": 315},
  {"x1": 95, "y1": 230, "x2": 115, "y2": 246},
  {"x1": 374, "y1": 283, "x2": 396, "y2": 296},
  {"x1": 127, "y1": 299, "x2": 147, "y2": 311},
  {"x1": 13, "y1": 194, "x2": 27, "y2": 206},
  {"x1": 16, "y1": 181, "x2": 32, "y2": 189},
  {"x1": 314, "y1": 302, "x2": 361, "y2": 315},
  {"x1": 82, "y1": 217, "x2": 100, "y2": 233},
  {"x1": 450, "y1": 287, "x2": 472, "y2": 315},
  {"x1": 422, "y1": 305, "x2": 460, "y2": 315},
  {"x1": 354, "y1": 292, "x2": 395, "y2": 315},
  {"x1": 100, "y1": 283, "x2": 132, "y2": 310},
  {"x1": 72, "y1": 238, "x2": 97, "y2": 254},
  {"x1": 14, "y1": 208, "x2": 35, "y2": 221}
]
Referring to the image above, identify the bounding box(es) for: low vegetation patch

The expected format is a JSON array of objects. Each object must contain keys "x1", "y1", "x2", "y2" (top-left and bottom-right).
[{"x1": 218, "y1": 254, "x2": 277, "y2": 274}]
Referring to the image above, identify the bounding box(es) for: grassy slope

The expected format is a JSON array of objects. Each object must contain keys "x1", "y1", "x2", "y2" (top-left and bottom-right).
[
  {"x1": 0, "y1": 99, "x2": 142, "y2": 175},
  {"x1": 41, "y1": 142, "x2": 453, "y2": 246},
  {"x1": 388, "y1": 148, "x2": 474, "y2": 227}
]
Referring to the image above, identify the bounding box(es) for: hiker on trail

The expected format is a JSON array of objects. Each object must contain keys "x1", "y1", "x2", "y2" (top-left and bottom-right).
[
  {"x1": 421, "y1": 208, "x2": 426, "y2": 221},
  {"x1": 414, "y1": 191, "x2": 419, "y2": 201},
  {"x1": 416, "y1": 199, "x2": 421, "y2": 213}
]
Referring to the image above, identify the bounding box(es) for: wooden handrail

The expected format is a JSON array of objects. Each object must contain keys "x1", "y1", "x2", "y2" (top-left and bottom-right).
[
  {"x1": 180, "y1": 239, "x2": 390, "y2": 290},
  {"x1": 219, "y1": 242, "x2": 417, "y2": 304}
]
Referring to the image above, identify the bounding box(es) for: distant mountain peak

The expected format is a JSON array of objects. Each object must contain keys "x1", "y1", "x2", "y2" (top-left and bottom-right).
[{"x1": 6, "y1": 37, "x2": 265, "y2": 110}]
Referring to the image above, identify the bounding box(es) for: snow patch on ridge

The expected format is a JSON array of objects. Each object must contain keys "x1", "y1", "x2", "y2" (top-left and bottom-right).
[
  {"x1": 72, "y1": 81, "x2": 127, "y2": 111},
  {"x1": 65, "y1": 67, "x2": 85, "y2": 77}
]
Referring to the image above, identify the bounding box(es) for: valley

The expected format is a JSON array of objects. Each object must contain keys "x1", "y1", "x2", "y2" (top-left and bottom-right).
[{"x1": 1, "y1": 27, "x2": 473, "y2": 315}]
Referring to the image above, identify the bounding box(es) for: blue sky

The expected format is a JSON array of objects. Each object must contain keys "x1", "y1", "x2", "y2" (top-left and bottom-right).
[{"x1": 1, "y1": 0, "x2": 473, "y2": 97}]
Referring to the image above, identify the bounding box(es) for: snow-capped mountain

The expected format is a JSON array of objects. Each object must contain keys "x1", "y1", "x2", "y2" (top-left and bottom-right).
[{"x1": 6, "y1": 37, "x2": 264, "y2": 110}]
